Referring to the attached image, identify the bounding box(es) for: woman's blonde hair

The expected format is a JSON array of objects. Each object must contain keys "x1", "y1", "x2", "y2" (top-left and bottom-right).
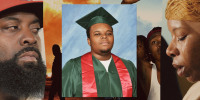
[{"x1": 165, "y1": 0, "x2": 200, "y2": 21}]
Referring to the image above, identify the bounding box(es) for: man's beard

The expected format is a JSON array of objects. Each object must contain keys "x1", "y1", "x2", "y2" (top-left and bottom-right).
[
  {"x1": 100, "y1": 49, "x2": 111, "y2": 54},
  {"x1": 0, "y1": 47, "x2": 46, "y2": 99}
]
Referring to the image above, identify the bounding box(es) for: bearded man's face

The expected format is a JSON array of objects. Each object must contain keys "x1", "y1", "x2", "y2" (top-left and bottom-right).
[{"x1": 0, "y1": 12, "x2": 46, "y2": 99}]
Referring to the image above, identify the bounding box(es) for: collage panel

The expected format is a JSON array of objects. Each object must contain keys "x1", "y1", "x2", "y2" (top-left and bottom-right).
[
  {"x1": 0, "y1": 0, "x2": 46, "y2": 99},
  {"x1": 161, "y1": 1, "x2": 183, "y2": 100},
  {"x1": 162, "y1": 0, "x2": 200, "y2": 100},
  {"x1": 136, "y1": 0, "x2": 162, "y2": 100},
  {"x1": 43, "y1": 0, "x2": 100, "y2": 100},
  {"x1": 43, "y1": 0, "x2": 63, "y2": 100},
  {"x1": 62, "y1": 4, "x2": 137, "y2": 98}
]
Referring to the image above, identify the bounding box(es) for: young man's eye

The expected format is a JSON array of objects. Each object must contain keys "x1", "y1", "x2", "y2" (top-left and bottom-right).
[
  {"x1": 94, "y1": 33, "x2": 100, "y2": 35},
  {"x1": 178, "y1": 35, "x2": 187, "y2": 41},
  {"x1": 106, "y1": 32, "x2": 112, "y2": 35}
]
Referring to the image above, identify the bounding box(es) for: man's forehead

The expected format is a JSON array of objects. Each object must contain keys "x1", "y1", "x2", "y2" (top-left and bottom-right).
[
  {"x1": 0, "y1": 12, "x2": 40, "y2": 24},
  {"x1": 90, "y1": 23, "x2": 113, "y2": 30},
  {"x1": 0, "y1": 2, "x2": 43, "y2": 27},
  {"x1": 1, "y1": 12, "x2": 38, "y2": 19}
]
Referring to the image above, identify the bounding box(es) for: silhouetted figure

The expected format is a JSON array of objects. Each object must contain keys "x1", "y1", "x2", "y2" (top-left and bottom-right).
[
  {"x1": 49, "y1": 44, "x2": 64, "y2": 100},
  {"x1": 161, "y1": 37, "x2": 182, "y2": 100}
]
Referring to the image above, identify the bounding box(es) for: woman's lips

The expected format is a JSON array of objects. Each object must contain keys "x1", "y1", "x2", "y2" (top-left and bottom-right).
[
  {"x1": 177, "y1": 66, "x2": 185, "y2": 77},
  {"x1": 173, "y1": 64, "x2": 185, "y2": 77}
]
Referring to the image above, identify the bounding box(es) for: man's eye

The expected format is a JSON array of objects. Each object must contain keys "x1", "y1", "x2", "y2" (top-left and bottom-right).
[
  {"x1": 178, "y1": 35, "x2": 187, "y2": 41},
  {"x1": 31, "y1": 28, "x2": 41, "y2": 34},
  {"x1": 94, "y1": 33, "x2": 100, "y2": 35},
  {"x1": 4, "y1": 26, "x2": 19, "y2": 32},
  {"x1": 106, "y1": 33, "x2": 112, "y2": 35}
]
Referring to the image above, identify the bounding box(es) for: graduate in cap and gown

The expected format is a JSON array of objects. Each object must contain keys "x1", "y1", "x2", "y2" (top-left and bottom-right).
[{"x1": 62, "y1": 7, "x2": 137, "y2": 97}]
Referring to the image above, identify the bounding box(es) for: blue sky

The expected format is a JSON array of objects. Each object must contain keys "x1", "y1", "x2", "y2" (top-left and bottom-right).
[
  {"x1": 137, "y1": 0, "x2": 163, "y2": 37},
  {"x1": 161, "y1": 0, "x2": 172, "y2": 44},
  {"x1": 62, "y1": 4, "x2": 137, "y2": 68}
]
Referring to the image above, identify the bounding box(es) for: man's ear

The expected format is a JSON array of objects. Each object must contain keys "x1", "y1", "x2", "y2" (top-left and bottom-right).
[{"x1": 87, "y1": 38, "x2": 91, "y2": 46}]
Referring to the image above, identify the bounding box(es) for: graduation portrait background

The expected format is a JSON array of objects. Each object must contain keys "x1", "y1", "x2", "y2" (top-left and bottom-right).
[{"x1": 62, "y1": 4, "x2": 137, "y2": 68}]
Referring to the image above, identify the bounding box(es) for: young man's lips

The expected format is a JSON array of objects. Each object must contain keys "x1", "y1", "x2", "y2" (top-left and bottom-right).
[
  {"x1": 18, "y1": 51, "x2": 39, "y2": 62},
  {"x1": 100, "y1": 42, "x2": 109, "y2": 45}
]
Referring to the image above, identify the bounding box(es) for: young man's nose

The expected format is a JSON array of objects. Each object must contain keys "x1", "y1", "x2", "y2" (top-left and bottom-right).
[{"x1": 101, "y1": 34, "x2": 107, "y2": 39}]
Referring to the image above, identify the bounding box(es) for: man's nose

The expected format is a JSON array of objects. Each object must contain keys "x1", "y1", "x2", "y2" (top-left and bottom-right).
[
  {"x1": 101, "y1": 34, "x2": 107, "y2": 39},
  {"x1": 166, "y1": 42, "x2": 179, "y2": 58},
  {"x1": 19, "y1": 28, "x2": 37, "y2": 46}
]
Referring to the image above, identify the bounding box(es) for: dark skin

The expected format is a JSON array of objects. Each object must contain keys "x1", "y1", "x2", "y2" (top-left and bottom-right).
[
  {"x1": 87, "y1": 23, "x2": 114, "y2": 61},
  {"x1": 137, "y1": 39, "x2": 152, "y2": 99},
  {"x1": 121, "y1": 0, "x2": 139, "y2": 4},
  {"x1": 166, "y1": 20, "x2": 200, "y2": 83},
  {"x1": 0, "y1": 12, "x2": 41, "y2": 66},
  {"x1": 148, "y1": 33, "x2": 161, "y2": 84},
  {"x1": 0, "y1": 12, "x2": 45, "y2": 99}
]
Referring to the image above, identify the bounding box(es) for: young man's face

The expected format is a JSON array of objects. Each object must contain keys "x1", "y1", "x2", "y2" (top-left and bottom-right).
[
  {"x1": 87, "y1": 23, "x2": 114, "y2": 55},
  {"x1": 148, "y1": 32, "x2": 161, "y2": 62},
  {"x1": 166, "y1": 20, "x2": 200, "y2": 83},
  {"x1": 0, "y1": 12, "x2": 41, "y2": 66}
]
